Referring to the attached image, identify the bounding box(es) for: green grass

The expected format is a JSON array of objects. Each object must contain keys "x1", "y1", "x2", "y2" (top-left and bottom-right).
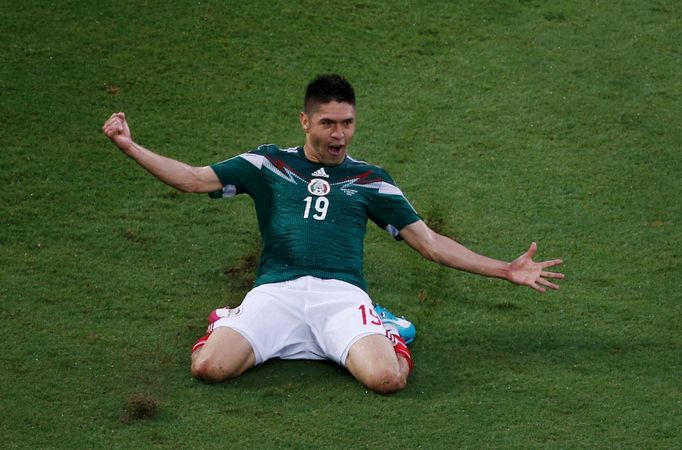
[{"x1": 2, "y1": 0, "x2": 681, "y2": 448}]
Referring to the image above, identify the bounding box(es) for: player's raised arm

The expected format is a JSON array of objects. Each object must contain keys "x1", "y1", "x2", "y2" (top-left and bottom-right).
[
  {"x1": 398, "y1": 220, "x2": 564, "y2": 293},
  {"x1": 102, "y1": 112, "x2": 222, "y2": 193}
]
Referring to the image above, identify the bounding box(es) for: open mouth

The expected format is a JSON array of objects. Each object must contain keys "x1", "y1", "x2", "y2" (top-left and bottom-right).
[{"x1": 327, "y1": 144, "x2": 345, "y2": 156}]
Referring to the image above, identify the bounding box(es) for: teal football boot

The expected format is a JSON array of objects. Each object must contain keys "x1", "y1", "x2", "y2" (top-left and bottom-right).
[{"x1": 374, "y1": 304, "x2": 416, "y2": 345}]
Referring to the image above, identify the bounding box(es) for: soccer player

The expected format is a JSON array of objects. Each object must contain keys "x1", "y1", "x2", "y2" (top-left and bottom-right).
[{"x1": 102, "y1": 74, "x2": 564, "y2": 394}]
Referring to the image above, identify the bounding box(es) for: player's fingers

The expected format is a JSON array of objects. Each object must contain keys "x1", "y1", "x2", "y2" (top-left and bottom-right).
[
  {"x1": 538, "y1": 278, "x2": 560, "y2": 290},
  {"x1": 103, "y1": 113, "x2": 123, "y2": 128},
  {"x1": 530, "y1": 282, "x2": 546, "y2": 293},
  {"x1": 541, "y1": 270, "x2": 565, "y2": 279},
  {"x1": 540, "y1": 259, "x2": 563, "y2": 268},
  {"x1": 527, "y1": 242, "x2": 538, "y2": 258},
  {"x1": 103, "y1": 116, "x2": 117, "y2": 129},
  {"x1": 107, "y1": 112, "x2": 120, "y2": 123},
  {"x1": 103, "y1": 122, "x2": 120, "y2": 137}
]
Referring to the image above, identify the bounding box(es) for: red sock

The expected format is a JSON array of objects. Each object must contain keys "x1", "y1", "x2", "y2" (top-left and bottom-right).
[
  {"x1": 192, "y1": 319, "x2": 218, "y2": 353},
  {"x1": 388, "y1": 332, "x2": 414, "y2": 372},
  {"x1": 192, "y1": 334, "x2": 210, "y2": 353}
]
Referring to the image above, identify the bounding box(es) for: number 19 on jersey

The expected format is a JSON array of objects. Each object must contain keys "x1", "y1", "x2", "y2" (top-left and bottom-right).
[{"x1": 303, "y1": 196, "x2": 329, "y2": 221}]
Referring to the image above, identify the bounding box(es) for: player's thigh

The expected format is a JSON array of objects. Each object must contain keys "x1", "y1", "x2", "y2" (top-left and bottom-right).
[{"x1": 191, "y1": 327, "x2": 256, "y2": 380}]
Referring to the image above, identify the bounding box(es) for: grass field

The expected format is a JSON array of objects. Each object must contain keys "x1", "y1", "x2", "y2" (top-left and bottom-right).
[{"x1": 1, "y1": 0, "x2": 681, "y2": 448}]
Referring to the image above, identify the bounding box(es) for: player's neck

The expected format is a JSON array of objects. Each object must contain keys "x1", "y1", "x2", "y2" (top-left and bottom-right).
[{"x1": 302, "y1": 143, "x2": 346, "y2": 166}]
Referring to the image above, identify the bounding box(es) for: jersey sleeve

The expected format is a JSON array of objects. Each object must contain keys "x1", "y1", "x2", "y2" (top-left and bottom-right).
[
  {"x1": 367, "y1": 168, "x2": 421, "y2": 237},
  {"x1": 208, "y1": 146, "x2": 268, "y2": 199}
]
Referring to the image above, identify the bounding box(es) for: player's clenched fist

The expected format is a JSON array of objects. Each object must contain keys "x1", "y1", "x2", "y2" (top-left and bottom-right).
[{"x1": 102, "y1": 112, "x2": 133, "y2": 153}]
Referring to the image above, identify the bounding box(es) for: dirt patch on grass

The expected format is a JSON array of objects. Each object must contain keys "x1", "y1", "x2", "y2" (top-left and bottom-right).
[{"x1": 120, "y1": 392, "x2": 159, "y2": 424}]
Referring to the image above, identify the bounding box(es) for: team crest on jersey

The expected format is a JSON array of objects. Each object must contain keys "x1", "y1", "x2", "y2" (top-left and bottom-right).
[{"x1": 308, "y1": 178, "x2": 331, "y2": 196}]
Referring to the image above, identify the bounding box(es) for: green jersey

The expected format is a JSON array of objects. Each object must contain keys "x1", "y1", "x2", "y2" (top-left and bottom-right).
[{"x1": 210, "y1": 145, "x2": 421, "y2": 291}]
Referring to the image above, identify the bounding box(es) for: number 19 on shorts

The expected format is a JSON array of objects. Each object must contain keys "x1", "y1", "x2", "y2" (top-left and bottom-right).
[
  {"x1": 303, "y1": 196, "x2": 329, "y2": 221},
  {"x1": 358, "y1": 304, "x2": 382, "y2": 326}
]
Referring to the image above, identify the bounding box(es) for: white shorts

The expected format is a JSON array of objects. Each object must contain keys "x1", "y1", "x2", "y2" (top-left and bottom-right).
[{"x1": 211, "y1": 276, "x2": 387, "y2": 366}]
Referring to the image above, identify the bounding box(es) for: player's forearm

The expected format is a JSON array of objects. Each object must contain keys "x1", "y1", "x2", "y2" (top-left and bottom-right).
[
  {"x1": 123, "y1": 141, "x2": 206, "y2": 192},
  {"x1": 428, "y1": 234, "x2": 511, "y2": 280}
]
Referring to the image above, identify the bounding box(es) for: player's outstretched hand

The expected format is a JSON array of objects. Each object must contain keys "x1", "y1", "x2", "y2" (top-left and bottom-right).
[
  {"x1": 507, "y1": 242, "x2": 564, "y2": 293},
  {"x1": 102, "y1": 112, "x2": 133, "y2": 153}
]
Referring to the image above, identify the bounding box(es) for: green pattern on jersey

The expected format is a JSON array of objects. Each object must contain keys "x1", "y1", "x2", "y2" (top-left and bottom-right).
[{"x1": 210, "y1": 145, "x2": 421, "y2": 291}]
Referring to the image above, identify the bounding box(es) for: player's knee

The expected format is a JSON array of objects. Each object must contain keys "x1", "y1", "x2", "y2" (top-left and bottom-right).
[
  {"x1": 191, "y1": 354, "x2": 240, "y2": 382},
  {"x1": 363, "y1": 367, "x2": 407, "y2": 394},
  {"x1": 191, "y1": 357, "x2": 220, "y2": 381}
]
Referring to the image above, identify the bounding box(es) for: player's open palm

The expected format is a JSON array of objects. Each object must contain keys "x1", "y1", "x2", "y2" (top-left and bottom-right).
[
  {"x1": 102, "y1": 112, "x2": 133, "y2": 153},
  {"x1": 507, "y1": 242, "x2": 564, "y2": 293}
]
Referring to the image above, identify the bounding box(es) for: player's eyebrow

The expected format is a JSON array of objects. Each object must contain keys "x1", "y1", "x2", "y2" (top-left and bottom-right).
[{"x1": 319, "y1": 117, "x2": 354, "y2": 124}]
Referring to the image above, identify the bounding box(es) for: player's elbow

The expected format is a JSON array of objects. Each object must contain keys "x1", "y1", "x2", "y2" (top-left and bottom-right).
[
  {"x1": 415, "y1": 233, "x2": 442, "y2": 263},
  {"x1": 174, "y1": 182, "x2": 202, "y2": 193},
  {"x1": 173, "y1": 168, "x2": 216, "y2": 193},
  {"x1": 404, "y1": 223, "x2": 442, "y2": 263},
  {"x1": 419, "y1": 244, "x2": 440, "y2": 263}
]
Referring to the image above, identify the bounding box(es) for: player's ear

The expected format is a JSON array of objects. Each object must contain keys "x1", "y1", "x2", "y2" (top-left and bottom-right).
[{"x1": 300, "y1": 111, "x2": 309, "y2": 132}]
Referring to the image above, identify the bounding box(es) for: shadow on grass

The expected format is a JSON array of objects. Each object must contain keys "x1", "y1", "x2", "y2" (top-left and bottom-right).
[{"x1": 411, "y1": 321, "x2": 675, "y2": 400}]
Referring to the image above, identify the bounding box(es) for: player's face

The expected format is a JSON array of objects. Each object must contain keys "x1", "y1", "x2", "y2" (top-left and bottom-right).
[{"x1": 300, "y1": 101, "x2": 356, "y2": 166}]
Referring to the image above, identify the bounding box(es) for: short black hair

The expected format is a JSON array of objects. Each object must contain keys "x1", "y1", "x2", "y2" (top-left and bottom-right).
[{"x1": 304, "y1": 74, "x2": 355, "y2": 114}]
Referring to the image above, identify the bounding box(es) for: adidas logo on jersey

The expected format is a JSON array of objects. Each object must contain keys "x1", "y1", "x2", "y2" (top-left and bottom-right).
[{"x1": 311, "y1": 168, "x2": 329, "y2": 178}]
